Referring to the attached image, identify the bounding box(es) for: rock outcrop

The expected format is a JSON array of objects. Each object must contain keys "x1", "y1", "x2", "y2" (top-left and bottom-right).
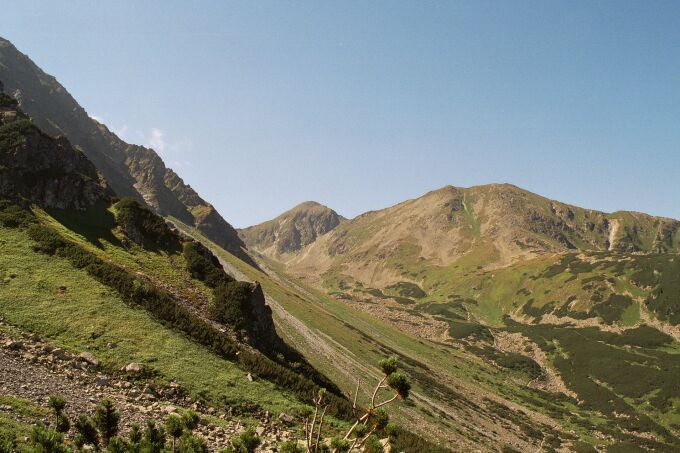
[{"x1": 0, "y1": 81, "x2": 110, "y2": 209}]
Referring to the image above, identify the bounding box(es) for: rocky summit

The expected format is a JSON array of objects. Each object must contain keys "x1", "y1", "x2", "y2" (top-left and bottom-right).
[{"x1": 238, "y1": 201, "x2": 344, "y2": 256}]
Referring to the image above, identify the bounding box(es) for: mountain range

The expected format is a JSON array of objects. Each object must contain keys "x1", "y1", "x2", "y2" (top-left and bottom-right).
[{"x1": 2, "y1": 35, "x2": 680, "y2": 452}]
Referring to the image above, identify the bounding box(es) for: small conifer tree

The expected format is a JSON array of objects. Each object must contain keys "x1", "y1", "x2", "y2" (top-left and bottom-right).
[{"x1": 94, "y1": 399, "x2": 120, "y2": 446}]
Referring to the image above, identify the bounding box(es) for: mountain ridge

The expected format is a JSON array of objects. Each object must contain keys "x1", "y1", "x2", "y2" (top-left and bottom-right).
[
  {"x1": 243, "y1": 183, "x2": 680, "y2": 315},
  {"x1": 0, "y1": 37, "x2": 251, "y2": 263}
]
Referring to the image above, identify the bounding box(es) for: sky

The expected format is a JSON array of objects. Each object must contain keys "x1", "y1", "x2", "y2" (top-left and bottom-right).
[{"x1": 2, "y1": 1, "x2": 680, "y2": 227}]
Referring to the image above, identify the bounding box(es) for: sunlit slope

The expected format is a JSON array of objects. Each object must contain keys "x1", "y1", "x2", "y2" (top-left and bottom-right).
[
  {"x1": 253, "y1": 185, "x2": 679, "y2": 310},
  {"x1": 172, "y1": 218, "x2": 680, "y2": 451},
  {"x1": 0, "y1": 215, "x2": 305, "y2": 415},
  {"x1": 238, "y1": 201, "x2": 344, "y2": 257}
]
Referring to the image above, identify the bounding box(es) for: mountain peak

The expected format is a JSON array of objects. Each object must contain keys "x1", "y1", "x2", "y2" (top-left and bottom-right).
[{"x1": 238, "y1": 201, "x2": 343, "y2": 256}]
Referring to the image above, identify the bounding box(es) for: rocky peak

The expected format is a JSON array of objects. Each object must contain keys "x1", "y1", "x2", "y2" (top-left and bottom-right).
[{"x1": 238, "y1": 201, "x2": 344, "y2": 255}]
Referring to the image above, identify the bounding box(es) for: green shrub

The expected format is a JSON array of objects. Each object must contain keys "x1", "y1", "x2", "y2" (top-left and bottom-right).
[
  {"x1": 180, "y1": 411, "x2": 200, "y2": 431},
  {"x1": 182, "y1": 241, "x2": 233, "y2": 288},
  {"x1": 94, "y1": 399, "x2": 120, "y2": 446},
  {"x1": 177, "y1": 432, "x2": 208, "y2": 453},
  {"x1": 0, "y1": 438, "x2": 13, "y2": 453},
  {"x1": 166, "y1": 414, "x2": 184, "y2": 449},
  {"x1": 107, "y1": 436, "x2": 128, "y2": 453},
  {"x1": 364, "y1": 435, "x2": 384, "y2": 453},
  {"x1": 592, "y1": 294, "x2": 633, "y2": 325},
  {"x1": 210, "y1": 281, "x2": 251, "y2": 329},
  {"x1": 223, "y1": 428, "x2": 260, "y2": 453},
  {"x1": 278, "y1": 441, "x2": 304, "y2": 453},
  {"x1": 0, "y1": 201, "x2": 35, "y2": 227},
  {"x1": 74, "y1": 414, "x2": 99, "y2": 449},
  {"x1": 30, "y1": 423, "x2": 69, "y2": 453},
  {"x1": 0, "y1": 119, "x2": 36, "y2": 153},
  {"x1": 113, "y1": 197, "x2": 176, "y2": 248},
  {"x1": 141, "y1": 420, "x2": 166, "y2": 453}
]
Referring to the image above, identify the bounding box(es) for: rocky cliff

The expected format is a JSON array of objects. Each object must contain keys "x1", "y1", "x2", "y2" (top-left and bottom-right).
[
  {"x1": 0, "y1": 81, "x2": 110, "y2": 209},
  {"x1": 0, "y1": 37, "x2": 248, "y2": 262}
]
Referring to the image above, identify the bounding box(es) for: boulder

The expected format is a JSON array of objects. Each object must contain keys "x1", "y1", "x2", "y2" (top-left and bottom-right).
[
  {"x1": 78, "y1": 351, "x2": 99, "y2": 367},
  {"x1": 52, "y1": 348, "x2": 69, "y2": 360},
  {"x1": 123, "y1": 362, "x2": 142, "y2": 373},
  {"x1": 278, "y1": 413, "x2": 294, "y2": 425},
  {"x1": 3, "y1": 340, "x2": 24, "y2": 351}
]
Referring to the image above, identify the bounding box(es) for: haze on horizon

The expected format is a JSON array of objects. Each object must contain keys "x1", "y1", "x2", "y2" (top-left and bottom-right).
[{"x1": 3, "y1": 1, "x2": 679, "y2": 227}]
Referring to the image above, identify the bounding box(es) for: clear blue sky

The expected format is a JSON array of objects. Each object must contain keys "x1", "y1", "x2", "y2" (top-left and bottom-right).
[{"x1": 3, "y1": 1, "x2": 680, "y2": 227}]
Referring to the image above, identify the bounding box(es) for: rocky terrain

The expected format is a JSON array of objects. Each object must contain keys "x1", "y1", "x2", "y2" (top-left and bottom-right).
[
  {"x1": 0, "y1": 319, "x2": 300, "y2": 452},
  {"x1": 0, "y1": 81, "x2": 111, "y2": 209}
]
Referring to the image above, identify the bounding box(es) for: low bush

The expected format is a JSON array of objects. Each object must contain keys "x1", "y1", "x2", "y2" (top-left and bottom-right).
[
  {"x1": 210, "y1": 281, "x2": 251, "y2": 330},
  {"x1": 182, "y1": 241, "x2": 233, "y2": 288}
]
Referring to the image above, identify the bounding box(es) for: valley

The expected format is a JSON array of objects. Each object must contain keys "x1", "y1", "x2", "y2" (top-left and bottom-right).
[{"x1": 1, "y1": 33, "x2": 679, "y2": 453}]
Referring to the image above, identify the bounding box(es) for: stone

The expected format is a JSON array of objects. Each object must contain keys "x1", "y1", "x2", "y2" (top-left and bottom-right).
[
  {"x1": 246, "y1": 373, "x2": 253, "y2": 382},
  {"x1": 278, "y1": 413, "x2": 294, "y2": 424},
  {"x1": 255, "y1": 426, "x2": 266, "y2": 436},
  {"x1": 3, "y1": 340, "x2": 24, "y2": 351},
  {"x1": 123, "y1": 362, "x2": 142, "y2": 373},
  {"x1": 95, "y1": 376, "x2": 109, "y2": 387},
  {"x1": 78, "y1": 352, "x2": 99, "y2": 367},
  {"x1": 52, "y1": 348, "x2": 69, "y2": 360},
  {"x1": 162, "y1": 405, "x2": 177, "y2": 414}
]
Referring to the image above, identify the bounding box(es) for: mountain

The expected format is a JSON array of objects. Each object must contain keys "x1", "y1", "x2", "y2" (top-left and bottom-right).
[
  {"x1": 0, "y1": 55, "x2": 445, "y2": 452},
  {"x1": 4, "y1": 36, "x2": 680, "y2": 452},
  {"x1": 263, "y1": 183, "x2": 679, "y2": 289},
  {"x1": 0, "y1": 91, "x2": 367, "y2": 450},
  {"x1": 0, "y1": 81, "x2": 111, "y2": 209},
  {"x1": 238, "y1": 201, "x2": 344, "y2": 256},
  {"x1": 240, "y1": 183, "x2": 680, "y2": 451},
  {"x1": 0, "y1": 37, "x2": 251, "y2": 263}
]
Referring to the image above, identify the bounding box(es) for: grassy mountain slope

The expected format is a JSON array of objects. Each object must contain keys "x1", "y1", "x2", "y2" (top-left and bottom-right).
[
  {"x1": 0, "y1": 53, "x2": 446, "y2": 452},
  {"x1": 239, "y1": 184, "x2": 680, "y2": 451},
  {"x1": 175, "y1": 217, "x2": 680, "y2": 451},
  {"x1": 0, "y1": 92, "x2": 362, "y2": 447},
  {"x1": 0, "y1": 37, "x2": 250, "y2": 263},
  {"x1": 248, "y1": 184, "x2": 680, "y2": 326}
]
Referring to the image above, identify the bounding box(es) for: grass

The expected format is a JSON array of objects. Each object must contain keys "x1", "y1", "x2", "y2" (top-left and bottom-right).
[
  {"x1": 508, "y1": 320, "x2": 680, "y2": 449},
  {"x1": 37, "y1": 205, "x2": 212, "y2": 307},
  {"x1": 171, "y1": 218, "x2": 650, "y2": 450},
  {"x1": 0, "y1": 395, "x2": 46, "y2": 445},
  {"x1": 0, "y1": 223, "x2": 307, "y2": 416}
]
